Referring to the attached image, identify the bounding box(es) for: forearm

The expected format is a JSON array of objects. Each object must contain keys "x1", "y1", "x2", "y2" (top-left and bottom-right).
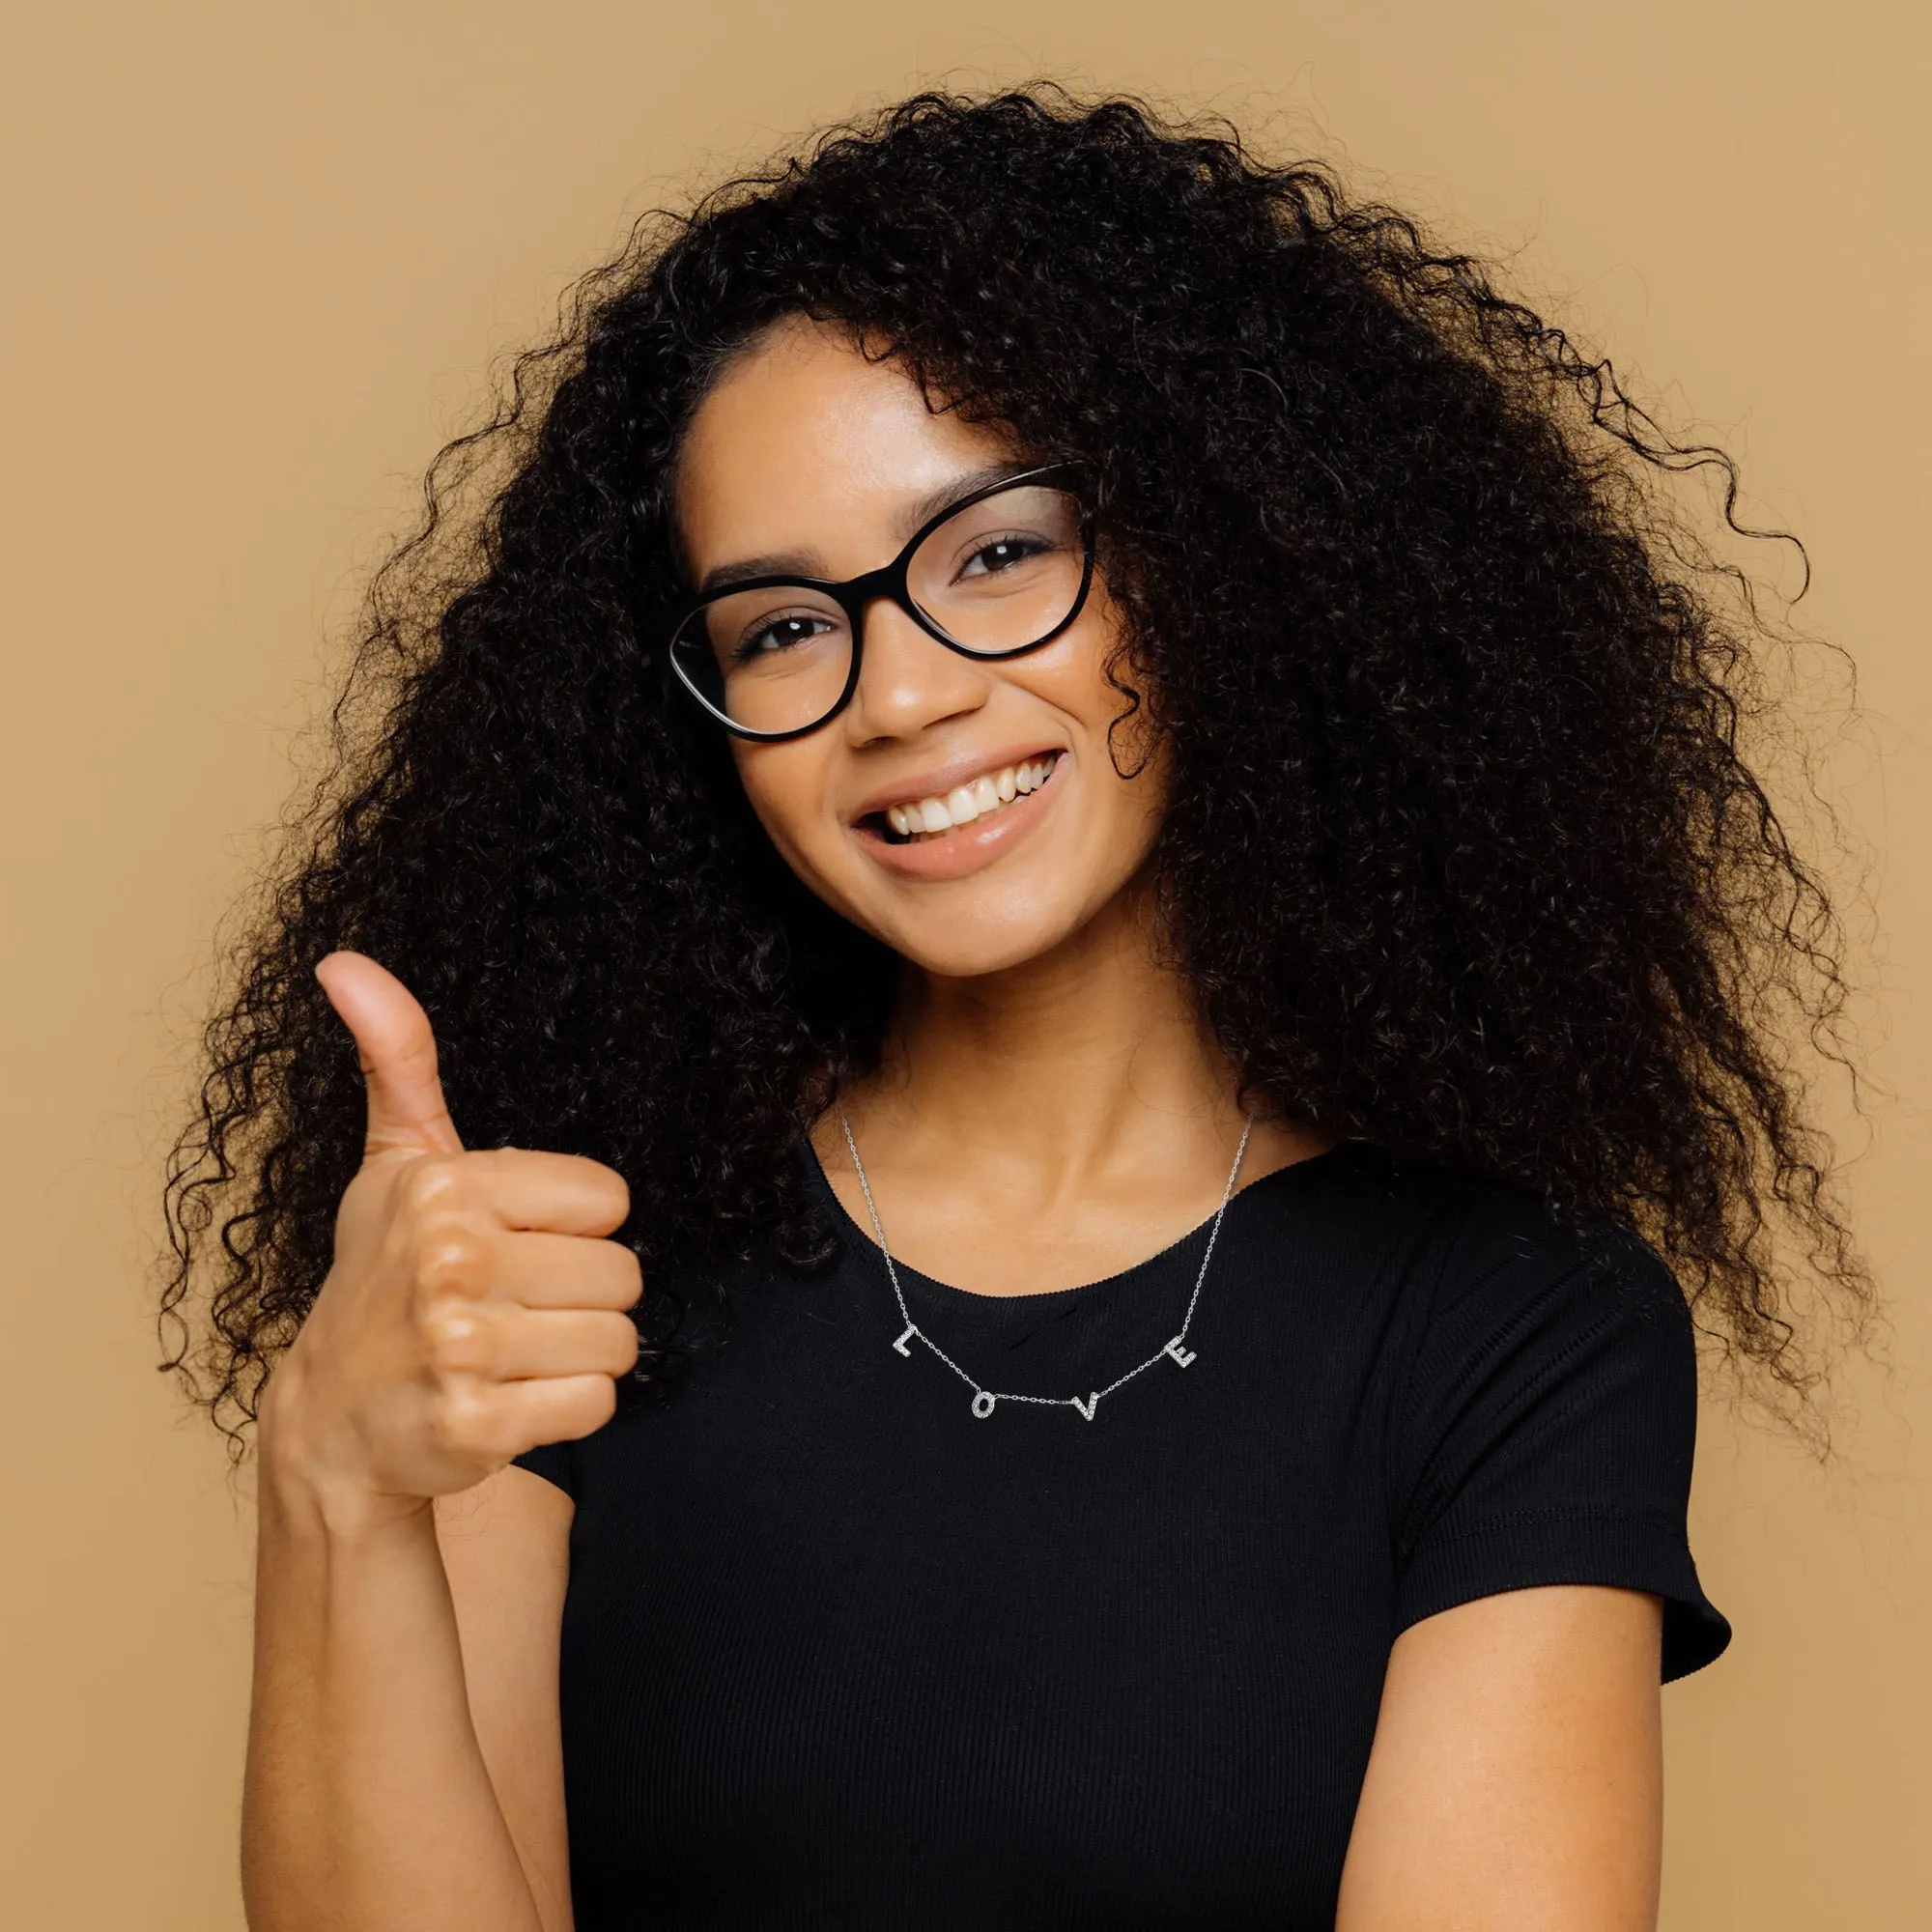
[{"x1": 242, "y1": 1439, "x2": 548, "y2": 1932}]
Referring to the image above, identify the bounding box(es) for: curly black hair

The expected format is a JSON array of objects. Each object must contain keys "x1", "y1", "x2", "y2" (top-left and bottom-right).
[{"x1": 161, "y1": 84, "x2": 1871, "y2": 1451}]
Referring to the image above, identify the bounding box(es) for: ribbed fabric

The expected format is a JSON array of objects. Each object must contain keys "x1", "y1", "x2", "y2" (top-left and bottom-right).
[{"x1": 514, "y1": 1138, "x2": 1728, "y2": 1929}]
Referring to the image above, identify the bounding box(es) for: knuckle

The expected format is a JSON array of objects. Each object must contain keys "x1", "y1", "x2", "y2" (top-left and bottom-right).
[
  {"x1": 420, "y1": 1302, "x2": 493, "y2": 1375},
  {"x1": 413, "y1": 1229, "x2": 485, "y2": 1298},
  {"x1": 558, "y1": 1154, "x2": 627, "y2": 1221},
  {"x1": 428, "y1": 1378, "x2": 517, "y2": 1461},
  {"x1": 612, "y1": 1248, "x2": 644, "y2": 1305},
  {"x1": 425, "y1": 1382, "x2": 488, "y2": 1455},
  {"x1": 569, "y1": 1377, "x2": 619, "y2": 1435},
  {"x1": 396, "y1": 1154, "x2": 466, "y2": 1217},
  {"x1": 609, "y1": 1317, "x2": 642, "y2": 1375},
  {"x1": 575, "y1": 1312, "x2": 639, "y2": 1378},
  {"x1": 585, "y1": 1242, "x2": 642, "y2": 1309},
  {"x1": 517, "y1": 1368, "x2": 619, "y2": 1450}
]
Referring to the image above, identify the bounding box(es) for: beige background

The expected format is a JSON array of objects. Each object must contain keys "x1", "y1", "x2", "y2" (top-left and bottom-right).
[{"x1": 3, "y1": 2, "x2": 1927, "y2": 1925}]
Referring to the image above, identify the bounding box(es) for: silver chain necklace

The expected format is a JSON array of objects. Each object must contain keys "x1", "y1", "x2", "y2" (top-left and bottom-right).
[{"x1": 836, "y1": 1104, "x2": 1254, "y2": 1422}]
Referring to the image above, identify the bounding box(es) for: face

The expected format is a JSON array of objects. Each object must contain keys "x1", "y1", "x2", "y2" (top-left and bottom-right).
[{"x1": 674, "y1": 318, "x2": 1167, "y2": 980}]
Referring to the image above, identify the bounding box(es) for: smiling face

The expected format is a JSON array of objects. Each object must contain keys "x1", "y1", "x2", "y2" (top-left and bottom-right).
[{"x1": 674, "y1": 318, "x2": 1169, "y2": 980}]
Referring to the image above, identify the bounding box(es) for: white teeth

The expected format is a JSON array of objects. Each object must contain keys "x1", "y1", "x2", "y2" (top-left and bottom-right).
[{"x1": 882, "y1": 753, "x2": 1060, "y2": 840}]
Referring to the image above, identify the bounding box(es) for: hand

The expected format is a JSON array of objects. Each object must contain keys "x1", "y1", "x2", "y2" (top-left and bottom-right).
[{"x1": 262, "y1": 951, "x2": 640, "y2": 1525}]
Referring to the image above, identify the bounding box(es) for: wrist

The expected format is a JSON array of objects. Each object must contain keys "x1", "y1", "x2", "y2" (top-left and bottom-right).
[
  {"x1": 256, "y1": 1367, "x2": 434, "y2": 1547},
  {"x1": 258, "y1": 1451, "x2": 437, "y2": 1548}
]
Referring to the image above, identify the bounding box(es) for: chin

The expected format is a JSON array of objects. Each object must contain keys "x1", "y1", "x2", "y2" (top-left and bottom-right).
[
  {"x1": 862, "y1": 887, "x2": 1114, "y2": 981},
  {"x1": 891, "y1": 930, "x2": 1071, "y2": 980},
  {"x1": 784, "y1": 818, "x2": 1158, "y2": 982}
]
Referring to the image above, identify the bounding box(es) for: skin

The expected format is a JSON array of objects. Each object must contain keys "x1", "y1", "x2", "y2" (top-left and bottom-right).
[{"x1": 242, "y1": 316, "x2": 1666, "y2": 1932}]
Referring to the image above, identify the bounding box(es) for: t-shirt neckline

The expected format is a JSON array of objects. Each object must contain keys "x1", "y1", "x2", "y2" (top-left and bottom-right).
[{"x1": 801, "y1": 1131, "x2": 1354, "y2": 1322}]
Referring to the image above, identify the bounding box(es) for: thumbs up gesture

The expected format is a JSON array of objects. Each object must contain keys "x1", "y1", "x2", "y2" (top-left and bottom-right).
[{"x1": 261, "y1": 952, "x2": 640, "y2": 1524}]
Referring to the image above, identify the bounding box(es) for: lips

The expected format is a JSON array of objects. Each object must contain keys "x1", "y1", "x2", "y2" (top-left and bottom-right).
[
  {"x1": 848, "y1": 743, "x2": 1068, "y2": 827},
  {"x1": 874, "y1": 753, "x2": 1062, "y2": 842},
  {"x1": 850, "y1": 749, "x2": 1067, "y2": 881}
]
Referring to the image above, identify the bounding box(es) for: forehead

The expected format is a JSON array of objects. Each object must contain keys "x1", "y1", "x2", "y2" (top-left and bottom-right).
[{"x1": 674, "y1": 318, "x2": 1015, "y2": 572}]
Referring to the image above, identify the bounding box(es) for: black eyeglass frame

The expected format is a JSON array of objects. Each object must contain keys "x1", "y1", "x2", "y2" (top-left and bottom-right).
[{"x1": 664, "y1": 461, "x2": 1095, "y2": 743}]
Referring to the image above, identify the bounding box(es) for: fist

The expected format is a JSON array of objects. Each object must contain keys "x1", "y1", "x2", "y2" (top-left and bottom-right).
[{"x1": 263, "y1": 951, "x2": 640, "y2": 1518}]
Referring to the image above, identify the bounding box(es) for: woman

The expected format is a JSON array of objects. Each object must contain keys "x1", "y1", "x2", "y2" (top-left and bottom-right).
[{"x1": 163, "y1": 89, "x2": 1868, "y2": 1930}]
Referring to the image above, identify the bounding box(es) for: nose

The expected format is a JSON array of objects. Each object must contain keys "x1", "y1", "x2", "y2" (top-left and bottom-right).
[{"x1": 841, "y1": 594, "x2": 992, "y2": 743}]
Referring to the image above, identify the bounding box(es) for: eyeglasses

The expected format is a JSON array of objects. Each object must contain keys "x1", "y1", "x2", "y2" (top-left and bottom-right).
[{"x1": 666, "y1": 462, "x2": 1094, "y2": 742}]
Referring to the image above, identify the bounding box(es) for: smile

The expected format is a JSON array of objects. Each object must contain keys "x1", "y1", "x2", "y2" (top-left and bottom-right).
[{"x1": 872, "y1": 753, "x2": 1064, "y2": 844}]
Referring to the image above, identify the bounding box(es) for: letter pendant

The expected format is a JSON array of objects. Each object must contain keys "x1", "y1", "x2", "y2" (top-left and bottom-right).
[
  {"x1": 1070, "y1": 1393, "x2": 1099, "y2": 1421},
  {"x1": 1163, "y1": 1336, "x2": 1198, "y2": 1368},
  {"x1": 971, "y1": 1391, "x2": 997, "y2": 1418},
  {"x1": 892, "y1": 1323, "x2": 917, "y2": 1357}
]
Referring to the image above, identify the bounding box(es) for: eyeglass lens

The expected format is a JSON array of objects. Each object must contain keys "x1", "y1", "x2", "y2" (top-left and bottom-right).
[{"x1": 671, "y1": 481, "x2": 1086, "y2": 737}]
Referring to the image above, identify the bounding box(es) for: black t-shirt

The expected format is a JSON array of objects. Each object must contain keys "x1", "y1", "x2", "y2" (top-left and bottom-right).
[{"x1": 513, "y1": 1137, "x2": 1729, "y2": 1930}]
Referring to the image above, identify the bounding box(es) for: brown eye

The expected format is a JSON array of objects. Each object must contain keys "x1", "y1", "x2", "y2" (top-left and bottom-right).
[
  {"x1": 957, "y1": 532, "x2": 1055, "y2": 580},
  {"x1": 735, "y1": 612, "x2": 838, "y2": 661}
]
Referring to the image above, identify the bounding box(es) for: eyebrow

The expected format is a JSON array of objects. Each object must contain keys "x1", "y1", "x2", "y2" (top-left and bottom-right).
[{"x1": 695, "y1": 459, "x2": 1041, "y2": 595}]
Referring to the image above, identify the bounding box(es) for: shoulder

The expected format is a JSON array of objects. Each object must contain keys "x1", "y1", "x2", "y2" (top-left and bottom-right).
[
  {"x1": 1311, "y1": 1151, "x2": 1730, "y2": 1679},
  {"x1": 1417, "y1": 1160, "x2": 1690, "y2": 1388},
  {"x1": 1385, "y1": 1151, "x2": 1695, "y2": 1440},
  {"x1": 1277, "y1": 1141, "x2": 1701, "y2": 1486},
  {"x1": 1266, "y1": 1138, "x2": 1687, "y2": 1327}
]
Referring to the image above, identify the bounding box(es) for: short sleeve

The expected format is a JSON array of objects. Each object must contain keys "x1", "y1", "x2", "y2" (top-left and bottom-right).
[
  {"x1": 1389, "y1": 1203, "x2": 1730, "y2": 1681},
  {"x1": 511, "y1": 1439, "x2": 576, "y2": 1498}
]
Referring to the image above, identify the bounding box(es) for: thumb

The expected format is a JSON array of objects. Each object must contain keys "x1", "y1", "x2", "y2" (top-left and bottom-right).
[{"x1": 315, "y1": 951, "x2": 464, "y2": 1158}]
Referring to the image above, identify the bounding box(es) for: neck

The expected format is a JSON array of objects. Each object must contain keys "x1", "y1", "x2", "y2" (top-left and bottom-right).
[{"x1": 838, "y1": 886, "x2": 1292, "y2": 1208}]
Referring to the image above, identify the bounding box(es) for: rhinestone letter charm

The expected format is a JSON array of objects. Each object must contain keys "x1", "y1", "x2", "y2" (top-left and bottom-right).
[{"x1": 838, "y1": 1104, "x2": 1250, "y2": 1429}]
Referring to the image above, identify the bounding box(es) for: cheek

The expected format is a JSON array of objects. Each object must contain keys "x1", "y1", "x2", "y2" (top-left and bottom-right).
[
  {"x1": 730, "y1": 742, "x2": 846, "y2": 880},
  {"x1": 1035, "y1": 616, "x2": 1165, "y2": 807},
  {"x1": 1041, "y1": 593, "x2": 1146, "y2": 741}
]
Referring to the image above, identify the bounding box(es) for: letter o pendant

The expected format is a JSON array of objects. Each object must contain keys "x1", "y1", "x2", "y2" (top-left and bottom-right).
[{"x1": 971, "y1": 1391, "x2": 997, "y2": 1419}]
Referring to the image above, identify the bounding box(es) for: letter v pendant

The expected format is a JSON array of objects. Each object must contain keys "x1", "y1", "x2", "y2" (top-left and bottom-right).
[{"x1": 838, "y1": 1108, "x2": 1252, "y2": 1423}]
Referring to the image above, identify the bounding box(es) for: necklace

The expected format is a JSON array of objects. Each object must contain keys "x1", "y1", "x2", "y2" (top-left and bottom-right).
[{"x1": 836, "y1": 1104, "x2": 1254, "y2": 1422}]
